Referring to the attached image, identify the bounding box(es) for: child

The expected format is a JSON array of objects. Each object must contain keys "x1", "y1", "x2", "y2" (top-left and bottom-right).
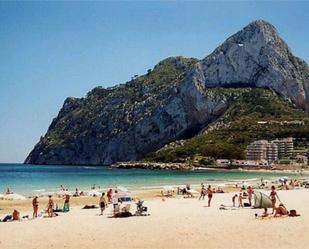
[
  {"x1": 232, "y1": 194, "x2": 238, "y2": 207},
  {"x1": 238, "y1": 193, "x2": 243, "y2": 208}
]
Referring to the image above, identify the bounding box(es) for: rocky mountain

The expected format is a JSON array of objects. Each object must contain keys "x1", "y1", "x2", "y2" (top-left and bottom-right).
[{"x1": 25, "y1": 20, "x2": 309, "y2": 165}]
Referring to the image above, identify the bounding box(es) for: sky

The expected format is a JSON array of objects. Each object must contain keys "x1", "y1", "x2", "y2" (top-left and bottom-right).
[{"x1": 0, "y1": 1, "x2": 309, "y2": 163}]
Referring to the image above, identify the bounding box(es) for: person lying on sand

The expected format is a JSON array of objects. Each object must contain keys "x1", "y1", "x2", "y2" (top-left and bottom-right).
[{"x1": 274, "y1": 203, "x2": 288, "y2": 217}]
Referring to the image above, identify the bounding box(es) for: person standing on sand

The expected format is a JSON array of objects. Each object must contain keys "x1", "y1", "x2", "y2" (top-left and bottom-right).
[
  {"x1": 247, "y1": 186, "x2": 254, "y2": 206},
  {"x1": 269, "y1": 186, "x2": 280, "y2": 214},
  {"x1": 32, "y1": 196, "x2": 39, "y2": 218},
  {"x1": 63, "y1": 194, "x2": 70, "y2": 212},
  {"x1": 47, "y1": 195, "x2": 54, "y2": 217},
  {"x1": 199, "y1": 184, "x2": 206, "y2": 200},
  {"x1": 238, "y1": 193, "x2": 243, "y2": 208},
  {"x1": 99, "y1": 193, "x2": 108, "y2": 216},
  {"x1": 107, "y1": 188, "x2": 113, "y2": 203},
  {"x1": 232, "y1": 194, "x2": 238, "y2": 207},
  {"x1": 207, "y1": 185, "x2": 213, "y2": 207}
]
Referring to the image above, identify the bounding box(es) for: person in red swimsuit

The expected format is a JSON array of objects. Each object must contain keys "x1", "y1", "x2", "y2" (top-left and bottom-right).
[{"x1": 269, "y1": 186, "x2": 280, "y2": 214}]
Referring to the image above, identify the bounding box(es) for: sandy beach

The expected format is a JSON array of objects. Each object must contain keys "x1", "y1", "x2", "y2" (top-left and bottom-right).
[{"x1": 1, "y1": 188, "x2": 309, "y2": 249}]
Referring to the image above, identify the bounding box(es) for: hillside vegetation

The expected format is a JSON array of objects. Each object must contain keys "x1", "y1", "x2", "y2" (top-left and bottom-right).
[{"x1": 146, "y1": 88, "x2": 309, "y2": 163}]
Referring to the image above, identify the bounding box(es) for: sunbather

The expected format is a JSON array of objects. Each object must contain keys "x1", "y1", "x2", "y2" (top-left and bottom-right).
[
  {"x1": 207, "y1": 185, "x2": 213, "y2": 207},
  {"x1": 238, "y1": 193, "x2": 243, "y2": 208},
  {"x1": 247, "y1": 186, "x2": 254, "y2": 206},
  {"x1": 63, "y1": 194, "x2": 70, "y2": 212},
  {"x1": 99, "y1": 193, "x2": 107, "y2": 216},
  {"x1": 107, "y1": 188, "x2": 113, "y2": 203},
  {"x1": 274, "y1": 203, "x2": 288, "y2": 217},
  {"x1": 269, "y1": 186, "x2": 280, "y2": 214},
  {"x1": 199, "y1": 184, "x2": 206, "y2": 200},
  {"x1": 32, "y1": 196, "x2": 39, "y2": 218},
  {"x1": 232, "y1": 194, "x2": 238, "y2": 207},
  {"x1": 47, "y1": 195, "x2": 54, "y2": 217}
]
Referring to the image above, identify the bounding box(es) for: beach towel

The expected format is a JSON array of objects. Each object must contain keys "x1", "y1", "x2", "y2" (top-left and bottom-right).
[{"x1": 82, "y1": 205, "x2": 98, "y2": 209}]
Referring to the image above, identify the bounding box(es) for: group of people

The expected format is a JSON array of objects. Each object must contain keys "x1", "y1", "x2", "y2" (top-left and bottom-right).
[
  {"x1": 31, "y1": 195, "x2": 59, "y2": 219},
  {"x1": 199, "y1": 184, "x2": 213, "y2": 206},
  {"x1": 269, "y1": 185, "x2": 288, "y2": 217},
  {"x1": 231, "y1": 185, "x2": 254, "y2": 208}
]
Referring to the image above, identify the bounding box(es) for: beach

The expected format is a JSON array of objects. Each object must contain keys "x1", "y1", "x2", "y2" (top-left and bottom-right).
[{"x1": 1, "y1": 188, "x2": 309, "y2": 249}]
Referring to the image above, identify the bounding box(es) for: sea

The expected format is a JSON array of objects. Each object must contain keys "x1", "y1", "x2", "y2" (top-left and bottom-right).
[{"x1": 0, "y1": 163, "x2": 306, "y2": 197}]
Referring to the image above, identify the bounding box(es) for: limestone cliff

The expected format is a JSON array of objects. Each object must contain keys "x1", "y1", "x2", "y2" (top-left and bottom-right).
[{"x1": 25, "y1": 20, "x2": 309, "y2": 165}]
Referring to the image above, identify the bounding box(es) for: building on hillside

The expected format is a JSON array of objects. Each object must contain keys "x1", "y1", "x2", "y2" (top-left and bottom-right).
[
  {"x1": 272, "y1": 137, "x2": 294, "y2": 159},
  {"x1": 246, "y1": 140, "x2": 278, "y2": 162},
  {"x1": 231, "y1": 160, "x2": 268, "y2": 167}
]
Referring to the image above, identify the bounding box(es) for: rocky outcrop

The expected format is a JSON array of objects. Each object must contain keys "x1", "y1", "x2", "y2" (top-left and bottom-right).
[
  {"x1": 111, "y1": 162, "x2": 193, "y2": 170},
  {"x1": 25, "y1": 20, "x2": 309, "y2": 165},
  {"x1": 190, "y1": 20, "x2": 309, "y2": 110}
]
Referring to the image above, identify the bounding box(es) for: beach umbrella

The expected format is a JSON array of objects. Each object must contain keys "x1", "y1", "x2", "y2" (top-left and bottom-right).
[
  {"x1": 163, "y1": 185, "x2": 174, "y2": 191},
  {"x1": 4, "y1": 193, "x2": 26, "y2": 200},
  {"x1": 116, "y1": 186, "x2": 129, "y2": 192}
]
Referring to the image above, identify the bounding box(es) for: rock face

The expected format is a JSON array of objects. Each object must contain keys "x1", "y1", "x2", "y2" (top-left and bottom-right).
[
  {"x1": 25, "y1": 20, "x2": 309, "y2": 165},
  {"x1": 191, "y1": 20, "x2": 309, "y2": 110}
]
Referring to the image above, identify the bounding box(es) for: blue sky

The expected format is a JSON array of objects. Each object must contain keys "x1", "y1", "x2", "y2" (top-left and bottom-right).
[{"x1": 0, "y1": 1, "x2": 309, "y2": 163}]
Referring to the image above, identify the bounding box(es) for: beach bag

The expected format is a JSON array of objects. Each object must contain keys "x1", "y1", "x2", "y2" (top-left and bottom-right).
[{"x1": 289, "y1": 209, "x2": 300, "y2": 217}]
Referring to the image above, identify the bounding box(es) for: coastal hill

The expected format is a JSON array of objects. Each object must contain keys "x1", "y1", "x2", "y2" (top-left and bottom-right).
[{"x1": 25, "y1": 20, "x2": 309, "y2": 165}]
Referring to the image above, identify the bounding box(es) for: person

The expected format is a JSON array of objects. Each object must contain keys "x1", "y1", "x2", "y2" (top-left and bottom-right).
[
  {"x1": 47, "y1": 195, "x2": 54, "y2": 217},
  {"x1": 274, "y1": 203, "x2": 288, "y2": 217},
  {"x1": 199, "y1": 184, "x2": 206, "y2": 200},
  {"x1": 247, "y1": 186, "x2": 254, "y2": 206},
  {"x1": 238, "y1": 193, "x2": 243, "y2": 208},
  {"x1": 99, "y1": 193, "x2": 107, "y2": 216},
  {"x1": 107, "y1": 189, "x2": 113, "y2": 203},
  {"x1": 74, "y1": 188, "x2": 79, "y2": 197},
  {"x1": 32, "y1": 196, "x2": 39, "y2": 218},
  {"x1": 12, "y1": 209, "x2": 20, "y2": 221},
  {"x1": 112, "y1": 190, "x2": 120, "y2": 214},
  {"x1": 6, "y1": 188, "x2": 12, "y2": 194},
  {"x1": 207, "y1": 185, "x2": 213, "y2": 207},
  {"x1": 63, "y1": 194, "x2": 70, "y2": 212},
  {"x1": 269, "y1": 186, "x2": 280, "y2": 214},
  {"x1": 232, "y1": 194, "x2": 238, "y2": 207}
]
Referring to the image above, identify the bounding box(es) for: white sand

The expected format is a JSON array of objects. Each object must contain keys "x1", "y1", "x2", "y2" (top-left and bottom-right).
[{"x1": 1, "y1": 189, "x2": 309, "y2": 249}]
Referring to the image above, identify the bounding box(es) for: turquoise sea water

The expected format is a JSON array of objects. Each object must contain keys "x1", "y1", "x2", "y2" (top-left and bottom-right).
[{"x1": 0, "y1": 163, "x2": 304, "y2": 197}]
